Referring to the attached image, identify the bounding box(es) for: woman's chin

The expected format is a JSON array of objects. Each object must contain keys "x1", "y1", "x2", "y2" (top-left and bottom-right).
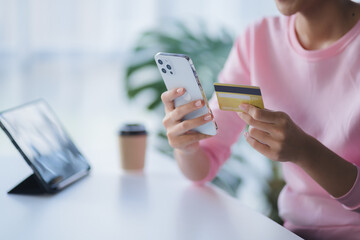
[{"x1": 274, "y1": 0, "x2": 304, "y2": 16}]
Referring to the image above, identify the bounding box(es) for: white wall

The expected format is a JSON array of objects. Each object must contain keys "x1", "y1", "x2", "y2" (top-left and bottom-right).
[{"x1": 0, "y1": 0, "x2": 280, "y2": 145}]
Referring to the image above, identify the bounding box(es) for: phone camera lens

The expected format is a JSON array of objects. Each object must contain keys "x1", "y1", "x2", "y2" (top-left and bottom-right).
[
  {"x1": 166, "y1": 64, "x2": 171, "y2": 70},
  {"x1": 158, "y1": 59, "x2": 163, "y2": 65},
  {"x1": 161, "y1": 68, "x2": 166, "y2": 73}
]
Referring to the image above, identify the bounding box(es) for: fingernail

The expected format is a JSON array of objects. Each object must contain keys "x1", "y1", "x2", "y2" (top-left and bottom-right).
[
  {"x1": 177, "y1": 88, "x2": 184, "y2": 94},
  {"x1": 239, "y1": 104, "x2": 247, "y2": 111},
  {"x1": 204, "y1": 114, "x2": 212, "y2": 121},
  {"x1": 195, "y1": 100, "x2": 202, "y2": 107},
  {"x1": 244, "y1": 132, "x2": 249, "y2": 138}
]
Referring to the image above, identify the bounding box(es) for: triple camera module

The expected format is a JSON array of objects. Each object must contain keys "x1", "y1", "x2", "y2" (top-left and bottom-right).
[{"x1": 158, "y1": 59, "x2": 173, "y2": 75}]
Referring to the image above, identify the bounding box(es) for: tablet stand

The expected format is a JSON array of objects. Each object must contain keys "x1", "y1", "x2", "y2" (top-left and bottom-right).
[{"x1": 8, "y1": 173, "x2": 47, "y2": 194}]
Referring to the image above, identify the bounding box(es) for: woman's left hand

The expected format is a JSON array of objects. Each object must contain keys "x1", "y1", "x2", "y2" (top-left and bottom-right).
[
  {"x1": 238, "y1": 103, "x2": 359, "y2": 198},
  {"x1": 237, "y1": 103, "x2": 312, "y2": 164}
]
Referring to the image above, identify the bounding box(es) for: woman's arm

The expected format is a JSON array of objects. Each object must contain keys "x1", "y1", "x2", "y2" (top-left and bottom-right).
[
  {"x1": 238, "y1": 103, "x2": 358, "y2": 198},
  {"x1": 160, "y1": 88, "x2": 214, "y2": 181},
  {"x1": 174, "y1": 146, "x2": 211, "y2": 182},
  {"x1": 294, "y1": 136, "x2": 357, "y2": 198}
]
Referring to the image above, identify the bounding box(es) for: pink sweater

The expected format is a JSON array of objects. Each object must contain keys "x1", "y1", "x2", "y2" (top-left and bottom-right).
[{"x1": 199, "y1": 15, "x2": 360, "y2": 239}]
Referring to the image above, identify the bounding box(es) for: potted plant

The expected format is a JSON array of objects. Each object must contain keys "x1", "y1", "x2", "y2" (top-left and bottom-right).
[{"x1": 124, "y1": 21, "x2": 285, "y2": 224}]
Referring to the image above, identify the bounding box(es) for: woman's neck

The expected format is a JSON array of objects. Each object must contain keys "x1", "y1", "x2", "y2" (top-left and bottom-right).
[{"x1": 295, "y1": 0, "x2": 360, "y2": 50}]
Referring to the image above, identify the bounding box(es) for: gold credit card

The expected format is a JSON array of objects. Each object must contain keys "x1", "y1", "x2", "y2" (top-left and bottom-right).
[{"x1": 214, "y1": 83, "x2": 264, "y2": 112}]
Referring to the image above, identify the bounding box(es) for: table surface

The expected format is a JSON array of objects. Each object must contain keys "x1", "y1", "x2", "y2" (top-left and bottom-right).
[{"x1": 0, "y1": 149, "x2": 303, "y2": 240}]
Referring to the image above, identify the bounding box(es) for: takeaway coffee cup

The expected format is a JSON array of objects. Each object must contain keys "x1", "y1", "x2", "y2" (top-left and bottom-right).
[{"x1": 118, "y1": 124, "x2": 147, "y2": 170}]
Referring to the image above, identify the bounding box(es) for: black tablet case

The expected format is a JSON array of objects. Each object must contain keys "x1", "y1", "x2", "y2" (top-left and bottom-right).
[
  {"x1": 8, "y1": 174, "x2": 47, "y2": 194},
  {"x1": 0, "y1": 100, "x2": 90, "y2": 195}
]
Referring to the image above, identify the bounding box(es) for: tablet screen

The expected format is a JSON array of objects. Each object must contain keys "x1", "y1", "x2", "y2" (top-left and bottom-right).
[{"x1": 0, "y1": 100, "x2": 90, "y2": 190}]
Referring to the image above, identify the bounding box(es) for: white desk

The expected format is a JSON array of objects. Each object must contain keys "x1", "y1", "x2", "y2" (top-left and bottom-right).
[{"x1": 0, "y1": 150, "x2": 302, "y2": 240}]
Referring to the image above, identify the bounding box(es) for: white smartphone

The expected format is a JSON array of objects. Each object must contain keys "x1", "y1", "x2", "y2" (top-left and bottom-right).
[{"x1": 155, "y1": 52, "x2": 217, "y2": 136}]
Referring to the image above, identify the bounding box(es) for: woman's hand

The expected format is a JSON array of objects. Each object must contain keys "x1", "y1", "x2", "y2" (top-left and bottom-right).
[
  {"x1": 237, "y1": 103, "x2": 311, "y2": 164},
  {"x1": 237, "y1": 103, "x2": 358, "y2": 197},
  {"x1": 161, "y1": 88, "x2": 213, "y2": 153}
]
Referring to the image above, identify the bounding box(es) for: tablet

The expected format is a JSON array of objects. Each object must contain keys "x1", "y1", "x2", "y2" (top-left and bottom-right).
[{"x1": 0, "y1": 100, "x2": 91, "y2": 193}]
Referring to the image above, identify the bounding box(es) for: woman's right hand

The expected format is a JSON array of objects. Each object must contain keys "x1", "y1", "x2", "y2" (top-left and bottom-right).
[{"x1": 161, "y1": 88, "x2": 213, "y2": 153}]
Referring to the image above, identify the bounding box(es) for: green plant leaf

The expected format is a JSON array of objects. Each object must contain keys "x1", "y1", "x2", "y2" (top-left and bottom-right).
[
  {"x1": 127, "y1": 80, "x2": 164, "y2": 98},
  {"x1": 212, "y1": 173, "x2": 242, "y2": 197},
  {"x1": 125, "y1": 58, "x2": 155, "y2": 79}
]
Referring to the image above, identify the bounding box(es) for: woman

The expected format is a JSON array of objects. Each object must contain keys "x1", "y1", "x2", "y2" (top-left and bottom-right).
[{"x1": 161, "y1": 0, "x2": 360, "y2": 239}]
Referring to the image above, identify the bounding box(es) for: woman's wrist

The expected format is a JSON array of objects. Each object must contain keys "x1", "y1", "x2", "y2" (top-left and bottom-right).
[
  {"x1": 291, "y1": 133, "x2": 319, "y2": 168},
  {"x1": 290, "y1": 133, "x2": 358, "y2": 197},
  {"x1": 175, "y1": 143, "x2": 201, "y2": 156}
]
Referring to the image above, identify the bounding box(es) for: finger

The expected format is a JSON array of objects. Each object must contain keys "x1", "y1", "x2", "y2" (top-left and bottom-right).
[
  {"x1": 238, "y1": 112, "x2": 273, "y2": 133},
  {"x1": 161, "y1": 88, "x2": 185, "y2": 112},
  {"x1": 170, "y1": 99, "x2": 204, "y2": 122},
  {"x1": 244, "y1": 132, "x2": 272, "y2": 157},
  {"x1": 169, "y1": 113, "x2": 213, "y2": 136},
  {"x1": 239, "y1": 104, "x2": 279, "y2": 123},
  {"x1": 248, "y1": 127, "x2": 275, "y2": 146},
  {"x1": 174, "y1": 133, "x2": 212, "y2": 149}
]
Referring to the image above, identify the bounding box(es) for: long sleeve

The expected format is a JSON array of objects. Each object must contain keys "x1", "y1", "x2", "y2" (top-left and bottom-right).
[
  {"x1": 335, "y1": 164, "x2": 360, "y2": 212},
  {"x1": 196, "y1": 29, "x2": 253, "y2": 184}
]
